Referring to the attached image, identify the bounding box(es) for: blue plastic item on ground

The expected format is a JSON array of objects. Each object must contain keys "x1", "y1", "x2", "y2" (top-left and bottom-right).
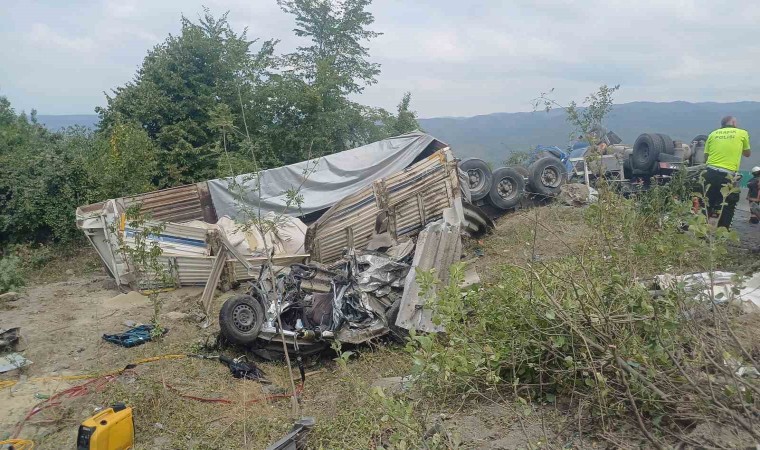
[{"x1": 102, "y1": 324, "x2": 166, "y2": 348}]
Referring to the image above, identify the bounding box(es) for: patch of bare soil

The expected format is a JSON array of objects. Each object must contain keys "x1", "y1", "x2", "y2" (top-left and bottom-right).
[{"x1": 0, "y1": 270, "x2": 212, "y2": 442}]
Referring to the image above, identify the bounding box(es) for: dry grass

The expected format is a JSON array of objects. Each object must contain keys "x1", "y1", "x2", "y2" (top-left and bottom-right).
[
  {"x1": 28, "y1": 343, "x2": 412, "y2": 449},
  {"x1": 469, "y1": 205, "x2": 589, "y2": 281}
]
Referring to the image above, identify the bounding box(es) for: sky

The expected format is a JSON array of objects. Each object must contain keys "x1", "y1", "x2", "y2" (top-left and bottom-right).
[{"x1": 2, "y1": 0, "x2": 760, "y2": 118}]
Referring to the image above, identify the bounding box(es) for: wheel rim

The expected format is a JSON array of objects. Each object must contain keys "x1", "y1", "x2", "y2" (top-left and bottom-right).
[
  {"x1": 467, "y1": 169, "x2": 484, "y2": 191},
  {"x1": 232, "y1": 304, "x2": 256, "y2": 332},
  {"x1": 640, "y1": 144, "x2": 650, "y2": 160},
  {"x1": 497, "y1": 177, "x2": 516, "y2": 200},
  {"x1": 540, "y1": 167, "x2": 562, "y2": 188}
]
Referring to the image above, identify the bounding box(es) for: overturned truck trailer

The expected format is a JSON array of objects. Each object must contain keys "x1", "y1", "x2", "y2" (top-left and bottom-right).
[{"x1": 76, "y1": 132, "x2": 492, "y2": 289}]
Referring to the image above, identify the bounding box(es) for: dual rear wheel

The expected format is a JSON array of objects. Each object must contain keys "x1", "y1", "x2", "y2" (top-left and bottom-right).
[{"x1": 460, "y1": 156, "x2": 567, "y2": 211}]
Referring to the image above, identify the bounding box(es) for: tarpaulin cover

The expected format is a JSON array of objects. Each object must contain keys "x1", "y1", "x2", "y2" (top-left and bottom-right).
[{"x1": 207, "y1": 132, "x2": 443, "y2": 218}]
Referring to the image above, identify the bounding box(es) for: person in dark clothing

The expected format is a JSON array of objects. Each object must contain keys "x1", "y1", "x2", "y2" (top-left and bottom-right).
[
  {"x1": 748, "y1": 166, "x2": 760, "y2": 224},
  {"x1": 702, "y1": 116, "x2": 751, "y2": 229}
]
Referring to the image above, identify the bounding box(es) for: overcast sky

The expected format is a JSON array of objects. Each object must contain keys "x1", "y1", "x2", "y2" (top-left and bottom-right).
[{"x1": 2, "y1": 0, "x2": 760, "y2": 118}]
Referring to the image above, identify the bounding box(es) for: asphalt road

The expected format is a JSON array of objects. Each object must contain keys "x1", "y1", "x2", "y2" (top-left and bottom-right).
[{"x1": 731, "y1": 188, "x2": 759, "y2": 252}]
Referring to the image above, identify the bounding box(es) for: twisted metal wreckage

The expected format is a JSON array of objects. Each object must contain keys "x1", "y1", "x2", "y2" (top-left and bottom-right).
[{"x1": 76, "y1": 132, "x2": 494, "y2": 357}]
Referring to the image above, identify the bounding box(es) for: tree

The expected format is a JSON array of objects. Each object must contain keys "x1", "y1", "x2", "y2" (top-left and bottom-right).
[
  {"x1": 97, "y1": 10, "x2": 277, "y2": 187},
  {"x1": 88, "y1": 120, "x2": 158, "y2": 200},
  {"x1": 383, "y1": 92, "x2": 420, "y2": 136},
  {"x1": 278, "y1": 0, "x2": 381, "y2": 96},
  {"x1": 264, "y1": 0, "x2": 388, "y2": 161}
]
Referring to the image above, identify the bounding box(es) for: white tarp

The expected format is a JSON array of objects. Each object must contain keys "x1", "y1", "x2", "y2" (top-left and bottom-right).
[{"x1": 207, "y1": 131, "x2": 442, "y2": 218}]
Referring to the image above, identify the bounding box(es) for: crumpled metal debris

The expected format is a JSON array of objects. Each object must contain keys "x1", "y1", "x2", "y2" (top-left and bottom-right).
[
  {"x1": 0, "y1": 327, "x2": 21, "y2": 352},
  {"x1": 356, "y1": 254, "x2": 411, "y2": 293},
  {"x1": 266, "y1": 417, "x2": 315, "y2": 450}
]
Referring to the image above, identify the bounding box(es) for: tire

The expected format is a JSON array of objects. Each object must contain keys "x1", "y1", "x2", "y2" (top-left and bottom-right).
[
  {"x1": 511, "y1": 165, "x2": 529, "y2": 179},
  {"x1": 631, "y1": 133, "x2": 665, "y2": 172},
  {"x1": 623, "y1": 156, "x2": 633, "y2": 180},
  {"x1": 691, "y1": 134, "x2": 708, "y2": 165},
  {"x1": 487, "y1": 167, "x2": 525, "y2": 210},
  {"x1": 459, "y1": 158, "x2": 492, "y2": 201},
  {"x1": 656, "y1": 133, "x2": 675, "y2": 154},
  {"x1": 219, "y1": 294, "x2": 266, "y2": 346},
  {"x1": 527, "y1": 157, "x2": 567, "y2": 198}
]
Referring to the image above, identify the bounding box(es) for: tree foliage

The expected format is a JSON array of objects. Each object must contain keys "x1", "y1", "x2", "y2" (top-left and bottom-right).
[
  {"x1": 3, "y1": 2, "x2": 421, "y2": 248},
  {"x1": 97, "y1": 9, "x2": 277, "y2": 186}
]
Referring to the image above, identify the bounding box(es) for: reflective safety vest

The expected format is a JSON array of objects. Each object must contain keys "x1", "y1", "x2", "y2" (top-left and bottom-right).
[{"x1": 705, "y1": 127, "x2": 750, "y2": 172}]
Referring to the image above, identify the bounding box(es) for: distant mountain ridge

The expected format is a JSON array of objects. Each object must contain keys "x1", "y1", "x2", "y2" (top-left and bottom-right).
[
  {"x1": 38, "y1": 101, "x2": 760, "y2": 169},
  {"x1": 418, "y1": 101, "x2": 760, "y2": 170}
]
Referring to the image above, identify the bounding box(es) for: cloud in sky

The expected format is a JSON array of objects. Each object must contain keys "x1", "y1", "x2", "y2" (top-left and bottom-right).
[{"x1": 2, "y1": 0, "x2": 759, "y2": 117}]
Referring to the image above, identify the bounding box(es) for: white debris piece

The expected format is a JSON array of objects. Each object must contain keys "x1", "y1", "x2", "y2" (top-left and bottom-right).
[
  {"x1": 656, "y1": 271, "x2": 760, "y2": 312},
  {"x1": 0, "y1": 353, "x2": 32, "y2": 373}
]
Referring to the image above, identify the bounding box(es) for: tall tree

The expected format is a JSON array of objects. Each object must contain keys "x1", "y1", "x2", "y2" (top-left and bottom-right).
[
  {"x1": 98, "y1": 10, "x2": 276, "y2": 187},
  {"x1": 383, "y1": 92, "x2": 420, "y2": 136},
  {"x1": 271, "y1": 0, "x2": 386, "y2": 160},
  {"x1": 278, "y1": 0, "x2": 380, "y2": 95}
]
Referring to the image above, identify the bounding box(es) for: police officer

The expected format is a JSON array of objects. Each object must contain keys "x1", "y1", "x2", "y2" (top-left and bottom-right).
[{"x1": 703, "y1": 116, "x2": 751, "y2": 229}]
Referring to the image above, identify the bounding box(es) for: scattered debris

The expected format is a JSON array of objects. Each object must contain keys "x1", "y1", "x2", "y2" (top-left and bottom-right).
[
  {"x1": 265, "y1": 417, "x2": 315, "y2": 450},
  {"x1": 102, "y1": 324, "x2": 166, "y2": 348},
  {"x1": 0, "y1": 327, "x2": 21, "y2": 352},
  {"x1": 656, "y1": 271, "x2": 760, "y2": 312},
  {"x1": 558, "y1": 183, "x2": 598, "y2": 206},
  {"x1": 396, "y1": 213, "x2": 463, "y2": 333},
  {"x1": 192, "y1": 354, "x2": 268, "y2": 381},
  {"x1": 0, "y1": 353, "x2": 32, "y2": 373}
]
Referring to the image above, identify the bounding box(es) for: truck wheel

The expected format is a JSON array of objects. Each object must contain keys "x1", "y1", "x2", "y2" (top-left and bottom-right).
[
  {"x1": 459, "y1": 158, "x2": 492, "y2": 201},
  {"x1": 691, "y1": 134, "x2": 708, "y2": 146},
  {"x1": 656, "y1": 133, "x2": 675, "y2": 154},
  {"x1": 527, "y1": 157, "x2": 567, "y2": 198},
  {"x1": 690, "y1": 134, "x2": 709, "y2": 165},
  {"x1": 631, "y1": 133, "x2": 664, "y2": 172},
  {"x1": 219, "y1": 294, "x2": 265, "y2": 346},
  {"x1": 488, "y1": 167, "x2": 525, "y2": 210}
]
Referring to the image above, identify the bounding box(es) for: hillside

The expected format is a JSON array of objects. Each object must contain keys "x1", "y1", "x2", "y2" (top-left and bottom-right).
[
  {"x1": 38, "y1": 101, "x2": 760, "y2": 169},
  {"x1": 419, "y1": 101, "x2": 760, "y2": 169}
]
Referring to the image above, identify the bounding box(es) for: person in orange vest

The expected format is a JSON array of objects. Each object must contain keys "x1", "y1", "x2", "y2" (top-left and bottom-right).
[{"x1": 703, "y1": 116, "x2": 751, "y2": 229}]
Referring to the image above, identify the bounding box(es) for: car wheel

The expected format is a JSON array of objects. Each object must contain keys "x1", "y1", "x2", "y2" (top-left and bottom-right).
[{"x1": 219, "y1": 294, "x2": 266, "y2": 346}]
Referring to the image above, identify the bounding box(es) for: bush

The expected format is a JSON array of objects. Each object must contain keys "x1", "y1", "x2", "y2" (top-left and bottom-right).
[
  {"x1": 0, "y1": 255, "x2": 24, "y2": 293},
  {"x1": 407, "y1": 185, "x2": 756, "y2": 446}
]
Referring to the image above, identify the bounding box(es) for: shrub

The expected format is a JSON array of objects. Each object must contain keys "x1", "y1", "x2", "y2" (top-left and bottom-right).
[
  {"x1": 407, "y1": 185, "x2": 756, "y2": 446},
  {"x1": 0, "y1": 255, "x2": 24, "y2": 293}
]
